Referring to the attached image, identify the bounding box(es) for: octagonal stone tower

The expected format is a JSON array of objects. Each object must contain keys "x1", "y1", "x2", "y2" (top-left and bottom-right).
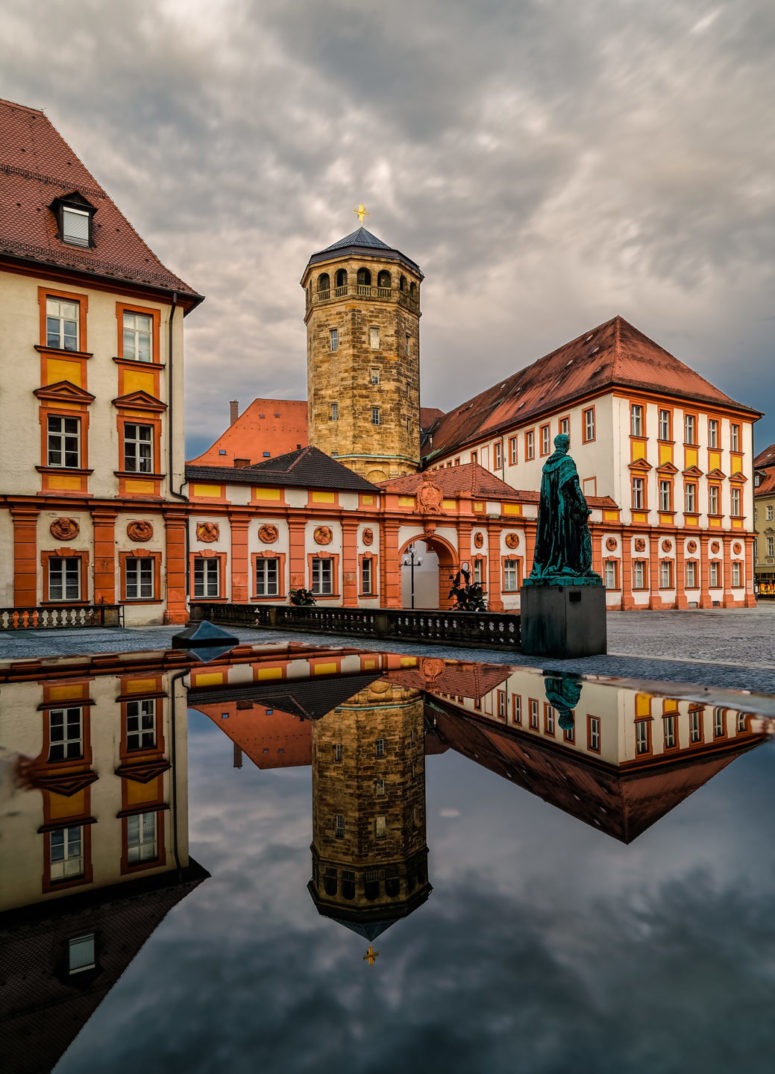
[{"x1": 301, "y1": 226, "x2": 423, "y2": 481}]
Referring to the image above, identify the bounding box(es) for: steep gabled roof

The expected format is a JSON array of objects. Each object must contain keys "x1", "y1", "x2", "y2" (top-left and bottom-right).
[
  {"x1": 424, "y1": 316, "x2": 760, "y2": 461},
  {"x1": 754, "y1": 444, "x2": 775, "y2": 470},
  {"x1": 186, "y1": 445, "x2": 380, "y2": 492},
  {"x1": 306, "y1": 225, "x2": 422, "y2": 274},
  {"x1": 0, "y1": 98, "x2": 201, "y2": 305},
  {"x1": 188, "y1": 399, "x2": 308, "y2": 467}
]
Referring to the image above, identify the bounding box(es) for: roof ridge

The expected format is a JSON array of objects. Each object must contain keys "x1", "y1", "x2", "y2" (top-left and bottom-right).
[{"x1": 0, "y1": 97, "x2": 45, "y2": 116}]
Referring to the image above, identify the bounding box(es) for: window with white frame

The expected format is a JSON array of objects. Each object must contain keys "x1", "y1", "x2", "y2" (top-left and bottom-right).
[
  {"x1": 503, "y1": 559, "x2": 519, "y2": 591},
  {"x1": 126, "y1": 698, "x2": 156, "y2": 751},
  {"x1": 126, "y1": 557, "x2": 155, "y2": 600},
  {"x1": 545, "y1": 705, "x2": 555, "y2": 735},
  {"x1": 690, "y1": 710, "x2": 702, "y2": 743},
  {"x1": 525, "y1": 431, "x2": 534, "y2": 460},
  {"x1": 659, "y1": 409, "x2": 671, "y2": 441},
  {"x1": 50, "y1": 825, "x2": 84, "y2": 881},
  {"x1": 731, "y1": 424, "x2": 740, "y2": 452},
  {"x1": 685, "y1": 482, "x2": 697, "y2": 513},
  {"x1": 635, "y1": 720, "x2": 650, "y2": 755},
  {"x1": 659, "y1": 480, "x2": 672, "y2": 511},
  {"x1": 311, "y1": 558, "x2": 333, "y2": 595},
  {"x1": 632, "y1": 477, "x2": 645, "y2": 510},
  {"x1": 329, "y1": 328, "x2": 338, "y2": 351},
  {"x1": 737, "y1": 713, "x2": 748, "y2": 732},
  {"x1": 375, "y1": 815, "x2": 387, "y2": 838},
  {"x1": 685, "y1": 560, "x2": 698, "y2": 588},
  {"x1": 540, "y1": 425, "x2": 550, "y2": 455},
  {"x1": 509, "y1": 437, "x2": 517, "y2": 465},
  {"x1": 583, "y1": 408, "x2": 595, "y2": 442},
  {"x1": 684, "y1": 413, "x2": 696, "y2": 444},
  {"x1": 768, "y1": 505, "x2": 774, "y2": 521},
  {"x1": 61, "y1": 205, "x2": 91, "y2": 246},
  {"x1": 731, "y1": 487, "x2": 741, "y2": 516},
  {"x1": 193, "y1": 558, "x2": 219, "y2": 598},
  {"x1": 371, "y1": 407, "x2": 380, "y2": 426},
  {"x1": 498, "y1": 691, "x2": 507, "y2": 718},
  {"x1": 122, "y1": 311, "x2": 153, "y2": 362},
  {"x1": 405, "y1": 333, "x2": 410, "y2": 356},
  {"x1": 530, "y1": 699, "x2": 539, "y2": 729},
  {"x1": 334, "y1": 743, "x2": 343, "y2": 762},
  {"x1": 664, "y1": 714, "x2": 676, "y2": 749},
  {"x1": 127, "y1": 811, "x2": 158, "y2": 864},
  {"x1": 330, "y1": 402, "x2": 338, "y2": 421},
  {"x1": 767, "y1": 537, "x2": 774, "y2": 557},
  {"x1": 473, "y1": 558, "x2": 484, "y2": 584},
  {"x1": 46, "y1": 296, "x2": 79, "y2": 350},
  {"x1": 494, "y1": 441, "x2": 502, "y2": 468},
  {"x1": 255, "y1": 557, "x2": 279, "y2": 597},
  {"x1": 369, "y1": 368, "x2": 380, "y2": 385},
  {"x1": 633, "y1": 560, "x2": 646, "y2": 589},
  {"x1": 68, "y1": 934, "x2": 96, "y2": 975},
  {"x1": 48, "y1": 557, "x2": 81, "y2": 602},
  {"x1": 512, "y1": 695, "x2": 521, "y2": 724},
  {"x1": 660, "y1": 560, "x2": 673, "y2": 588},
  {"x1": 604, "y1": 560, "x2": 618, "y2": 589},
  {"x1": 559, "y1": 417, "x2": 569, "y2": 438},
  {"x1": 361, "y1": 558, "x2": 373, "y2": 594},
  {"x1": 708, "y1": 484, "x2": 720, "y2": 514},
  {"x1": 369, "y1": 327, "x2": 380, "y2": 349},
  {"x1": 732, "y1": 561, "x2": 742, "y2": 587},
  {"x1": 709, "y1": 561, "x2": 721, "y2": 588},
  {"x1": 714, "y1": 707, "x2": 725, "y2": 738},
  {"x1": 375, "y1": 738, "x2": 385, "y2": 758},
  {"x1": 588, "y1": 716, "x2": 600, "y2": 751},
  {"x1": 48, "y1": 707, "x2": 83, "y2": 761},
  {"x1": 631, "y1": 404, "x2": 643, "y2": 437},
  {"x1": 123, "y1": 422, "x2": 153, "y2": 473},
  {"x1": 708, "y1": 419, "x2": 719, "y2": 449},
  {"x1": 47, "y1": 415, "x2": 80, "y2": 468}
]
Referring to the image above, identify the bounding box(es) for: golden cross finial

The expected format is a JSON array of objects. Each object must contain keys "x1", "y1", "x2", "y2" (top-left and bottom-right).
[
  {"x1": 363, "y1": 944, "x2": 379, "y2": 966},
  {"x1": 353, "y1": 203, "x2": 370, "y2": 225}
]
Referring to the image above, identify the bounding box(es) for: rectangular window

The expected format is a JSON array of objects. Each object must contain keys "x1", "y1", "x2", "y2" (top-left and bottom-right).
[
  {"x1": 604, "y1": 560, "x2": 618, "y2": 589},
  {"x1": 529, "y1": 699, "x2": 539, "y2": 729},
  {"x1": 375, "y1": 815, "x2": 387, "y2": 838},
  {"x1": 526, "y1": 431, "x2": 535, "y2": 460},
  {"x1": 126, "y1": 699, "x2": 156, "y2": 751},
  {"x1": 127, "y1": 812, "x2": 158, "y2": 864},
  {"x1": 660, "y1": 560, "x2": 673, "y2": 588},
  {"x1": 631, "y1": 404, "x2": 643, "y2": 437},
  {"x1": 767, "y1": 537, "x2": 774, "y2": 557},
  {"x1": 737, "y1": 713, "x2": 748, "y2": 732},
  {"x1": 708, "y1": 484, "x2": 720, "y2": 514},
  {"x1": 473, "y1": 559, "x2": 484, "y2": 584},
  {"x1": 122, "y1": 311, "x2": 152, "y2": 362},
  {"x1": 709, "y1": 561, "x2": 720, "y2": 588},
  {"x1": 405, "y1": 333, "x2": 410, "y2": 356},
  {"x1": 48, "y1": 557, "x2": 81, "y2": 602},
  {"x1": 334, "y1": 743, "x2": 343, "y2": 762},
  {"x1": 690, "y1": 709, "x2": 702, "y2": 743},
  {"x1": 371, "y1": 407, "x2": 380, "y2": 426},
  {"x1": 633, "y1": 560, "x2": 646, "y2": 589},
  {"x1": 255, "y1": 558, "x2": 279, "y2": 597},
  {"x1": 632, "y1": 477, "x2": 645, "y2": 510},
  {"x1": 714, "y1": 707, "x2": 725, "y2": 738},
  {"x1": 559, "y1": 417, "x2": 569, "y2": 438},
  {"x1": 48, "y1": 707, "x2": 83, "y2": 761},
  {"x1": 635, "y1": 719, "x2": 651, "y2": 755},
  {"x1": 583, "y1": 408, "x2": 595, "y2": 442},
  {"x1": 330, "y1": 402, "x2": 338, "y2": 421},
  {"x1": 588, "y1": 716, "x2": 601, "y2": 752},
  {"x1": 471, "y1": 450, "x2": 477, "y2": 465},
  {"x1": 732, "y1": 561, "x2": 742, "y2": 587},
  {"x1": 46, "y1": 296, "x2": 79, "y2": 350},
  {"x1": 62, "y1": 206, "x2": 90, "y2": 247},
  {"x1": 369, "y1": 368, "x2": 380, "y2": 385},
  {"x1": 768, "y1": 505, "x2": 774, "y2": 521},
  {"x1": 509, "y1": 436, "x2": 517, "y2": 465},
  {"x1": 123, "y1": 422, "x2": 153, "y2": 473},
  {"x1": 68, "y1": 934, "x2": 96, "y2": 975},
  {"x1": 684, "y1": 413, "x2": 696, "y2": 444},
  {"x1": 312, "y1": 558, "x2": 333, "y2": 595},
  {"x1": 375, "y1": 738, "x2": 385, "y2": 758},
  {"x1": 544, "y1": 703, "x2": 555, "y2": 735},
  {"x1": 369, "y1": 327, "x2": 380, "y2": 349},
  {"x1": 686, "y1": 561, "x2": 698, "y2": 588},
  {"x1": 126, "y1": 558, "x2": 155, "y2": 600},
  {"x1": 685, "y1": 482, "x2": 696, "y2": 513},
  {"x1": 512, "y1": 695, "x2": 521, "y2": 724},
  {"x1": 361, "y1": 558, "x2": 373, "y2": 594},
  {"x1": 540, "y1": 424, "x2": 550, "y2": 455},
  {"x1": 659, "y1": 409, "x2": 671, "y2": 441},
  {"x1": 498, "y1": 691, "x2": 507, "y2": 719},
  {"x1": 50, "y1": 825, "x2": 84, "y2": 881},
  {"x1": 659, "y1": 480, "x2": 671, "y2": 511},
  {"x1": 503, "y1": 559, "x2": 520, "y2": 592},
  {"x1": 731, "y1": 487, "x2": 741, "y2": 517},
  {"x1": 47, "y1": 415, "x2": 80, "y2": 468},
  {"x1": 334, "y1": 814, "x2": 345, "y2": 839},
  {"x1": 494, "y1": 442, "x2": 502, "y2": 469},
  {"x1": 731, "y1": 424, "x2": 740, "y2": 452},
  {"x1": 329, "y1": 329, "x2": 338, "y2": 351},
  {"x1": 708, "y1": 418, "x2": 719, "y2": 449},
  {"x1": 664, "y1": 714, "x2": 677, "y2": 749}
]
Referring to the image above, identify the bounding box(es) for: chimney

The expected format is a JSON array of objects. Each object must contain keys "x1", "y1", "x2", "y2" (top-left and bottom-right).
[
  {"x1": 229, "y1": 400, "x2": 239, "y2": 425},
  {"x1": 234, "y1": 457, "x2": 251, "y2": 468}
]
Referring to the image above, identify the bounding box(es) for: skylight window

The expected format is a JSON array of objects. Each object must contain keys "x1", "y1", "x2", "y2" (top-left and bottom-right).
[{"x1": 62, "y1": 206, "x2": 90, "y2": 246}]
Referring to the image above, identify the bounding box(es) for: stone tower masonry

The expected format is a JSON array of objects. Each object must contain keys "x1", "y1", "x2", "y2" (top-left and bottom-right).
[{"x1": 301, "y1": 226, "x2": 423, "y2": 481}]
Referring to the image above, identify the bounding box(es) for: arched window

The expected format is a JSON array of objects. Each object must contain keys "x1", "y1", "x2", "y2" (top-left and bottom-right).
[
  {"x1": 335, "y1": 268, "x2": 347, "y2": 288},
  {"x1": 323, "y1": 868, "x2": 337, "y2": 896},
  {"x1": 317, "y1": 273, "x2": 330, "y2": 293},
  {"x1": 364, "y1": 879, "x2": 380, "y2": 901},
  {"x1": 399, "y1": 275, "x2": 407, "y2": 292},
  {"x1": 409, "y1": 281, "x2": 417, "y2": 302},
  {"x1": 385, "y1": 876, "x2": 401, "y2": 898},
  {"x1": 377, "y1": 269, "x2": 391, "y2": 289},
  {"x1": 357, "y1": 267, "x2": 372, "y2": 286}
]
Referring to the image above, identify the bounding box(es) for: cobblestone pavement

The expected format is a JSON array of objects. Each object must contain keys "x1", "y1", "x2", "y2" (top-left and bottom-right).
[{"x1": 0, "y1": 607, "x2": 773, "y2": 702}]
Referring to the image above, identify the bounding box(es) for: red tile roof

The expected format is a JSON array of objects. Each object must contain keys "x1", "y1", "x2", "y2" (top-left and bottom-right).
[
  {"x1": 188, "y1": 399, "x2": 308, "y2": 466},
  {"x1": 424, "y1": 316, "x2": 760, "y2": 461},
  {"x1": 754, "y1": 444, "x2": 775, "y2": 470},
  {"x1": 0, "y1": 98, "x2": 201, "y2": 304},
  {"x1": 755, "y1": 469, "x2": 775, "y2": 496}
]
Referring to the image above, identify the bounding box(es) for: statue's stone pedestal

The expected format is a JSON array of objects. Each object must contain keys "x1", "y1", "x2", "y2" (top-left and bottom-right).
[{"x1": 520, "y1": 583, "x2": 607, "y2": 658}]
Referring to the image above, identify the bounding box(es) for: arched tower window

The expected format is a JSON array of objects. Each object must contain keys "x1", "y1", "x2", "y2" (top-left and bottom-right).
[
  {"x1": 357, "y1": 267, "x2": 372, "y2": 286},
  {"x1": 409, "y1": 281, "x2": 417, "y2": 303},
  {"x1": 335, "y1": 268, "x2": 347, "y2": 288},
  {"x1": 317, "y1": 273, "x2": 330, "y2": 294},
  {"x1": 377, "y1": 270, "x2": 391, "y2": 289},
  {"x1": 399, "y1": 275, "x2": 407, "y2": 292}
]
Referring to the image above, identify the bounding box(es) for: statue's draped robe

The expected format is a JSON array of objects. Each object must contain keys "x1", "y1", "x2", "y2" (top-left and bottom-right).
[{"x1": 530, "y1": 450, "x2": 594, "y2": 579}]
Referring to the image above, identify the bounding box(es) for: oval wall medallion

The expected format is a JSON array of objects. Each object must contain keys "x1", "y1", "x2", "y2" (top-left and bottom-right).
[
  {"x1": 634, "y1": 538, "x2": 646, "y2": 552},
  {"x1": 196, "y1": 521, "x2": 219, "y2": 543},
  {"x1": 473, "y1": 532, "x2": 484, "y2": 549},
  {"x1": 258, "y1": 523, "x2": 279, "y2": 544},
  {"x1": 127, "y1": 521, "x2": 153, "y2": 543},
  {"x1": 314, "y1": 526, "x2": 333, "y2": 546},
  {"x1": 605, "y1": 537, "x2": 618, "y2": 552},
  {"x1": 733, "y1": 542, "x2": 743, "y2": 555},
  {"x1": 661, "y1": 539, "x2": 673, "y2": 553},
  {"x1": 505, "y1": 533, "x2": 519, "y2": 550},
  {"x1": 362, "y1": 528, "x2": 374, "y2": 546},
  {"x1": 710, "y1": 541, "x2": 721, "y2": 554},
  {"x1": 686, "y1": 540, "x2": 698, "y2": 554},
  {"x1": 49, "y1": 517, "x2": 79, "y2": 541}
]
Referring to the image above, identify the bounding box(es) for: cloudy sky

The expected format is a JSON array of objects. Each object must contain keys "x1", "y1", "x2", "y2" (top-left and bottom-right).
[{"x1": 2, "y1": 0, "x2": 773, "y2": 458}]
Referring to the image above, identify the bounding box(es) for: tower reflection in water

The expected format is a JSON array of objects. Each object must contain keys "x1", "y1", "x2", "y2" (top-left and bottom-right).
[{"x1": 2, "y1": 643, "x2": 773, "y2": 1070}]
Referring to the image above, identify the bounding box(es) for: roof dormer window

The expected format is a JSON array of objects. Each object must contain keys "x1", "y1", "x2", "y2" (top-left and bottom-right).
[{"x1": 50, "y1": 192, "x2": 96, "y2": 248}]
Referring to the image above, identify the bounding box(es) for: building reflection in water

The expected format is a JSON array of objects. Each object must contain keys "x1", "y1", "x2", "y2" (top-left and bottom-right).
[{"x1": 2, "y1": 642, "x2": 773, "y2": 1067}]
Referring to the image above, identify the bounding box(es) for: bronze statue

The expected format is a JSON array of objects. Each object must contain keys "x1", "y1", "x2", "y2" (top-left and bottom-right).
[{"x1": 527, "y1": 434, "x2": 601, "y2": 584}]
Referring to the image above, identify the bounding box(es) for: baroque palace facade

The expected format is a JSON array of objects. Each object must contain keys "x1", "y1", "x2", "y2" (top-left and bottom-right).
[{"x1": 0, "y1": 99, "x2": 760, "y2": 623}]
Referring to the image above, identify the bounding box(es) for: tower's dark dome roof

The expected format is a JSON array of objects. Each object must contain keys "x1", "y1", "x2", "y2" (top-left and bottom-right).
[{"x1": 307, "y1": 226, "x2": 422, "y2": 274}]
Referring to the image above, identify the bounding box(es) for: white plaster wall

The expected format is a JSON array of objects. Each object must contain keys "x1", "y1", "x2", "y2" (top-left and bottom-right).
[{"x1": 0, "y1": 510, "x2": 15, "y2": 605}]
